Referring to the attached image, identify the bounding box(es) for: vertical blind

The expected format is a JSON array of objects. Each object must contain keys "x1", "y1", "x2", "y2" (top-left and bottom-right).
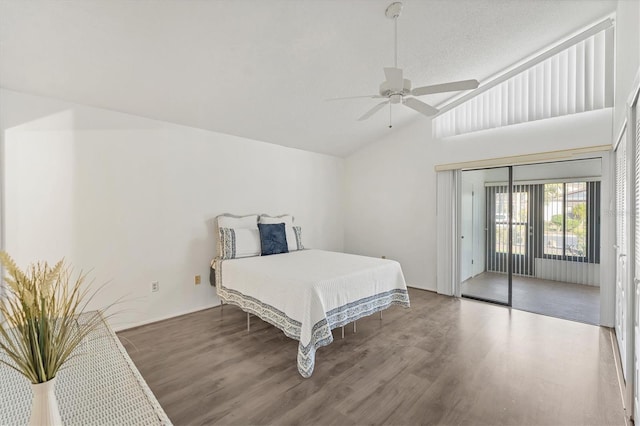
[
  {"x1": 636, "y1": 117, "x2": 640, "y2": 269},
  {"x1": 433, "y1": 25, "x2": 614, "y2": 138},
  {"x1": 485, "y1": 180, "x2": 600, "y2": 285},
  {"x1": 436, "y1": 170, "x2": 458, "y2": 296},
  {"x1": 617, "y1": 137, "x2": 628, "y2": 262},
  {"x1": 635, "y1": 116, "x2": 640, "y2": 399},
  {"x1": 615, "y1": 134, "x2": 628, "y2": 376}
]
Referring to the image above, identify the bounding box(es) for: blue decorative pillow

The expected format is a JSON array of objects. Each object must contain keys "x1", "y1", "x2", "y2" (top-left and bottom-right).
[{"x1": 258, "y1": 223, "x2": 289, "y2": 256}]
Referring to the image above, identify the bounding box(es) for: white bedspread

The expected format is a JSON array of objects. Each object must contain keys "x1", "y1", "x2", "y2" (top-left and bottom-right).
[{"x1": 215, "y1": 249, "x2": 410, "y2": 377}]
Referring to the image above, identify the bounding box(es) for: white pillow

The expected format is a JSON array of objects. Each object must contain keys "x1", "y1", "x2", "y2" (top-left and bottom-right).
[
  {"x1": 215, "y1": 214, "x2": 258, "y2": 258},
  {"x1": 218, "y1": 214, "x2": 258, "y2": 229},
  {"x1": 259, "y1": 215, "x2": 294, "y2": 227},
  {"x1": 287, "y1": 226, "x2": 304, "y2": 251},
  {"x1": 219, "y1": 228, "x2": 261, "y2": 259}
]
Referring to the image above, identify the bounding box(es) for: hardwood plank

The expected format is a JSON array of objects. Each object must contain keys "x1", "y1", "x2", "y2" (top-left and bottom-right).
[{"x1": 118, "y1": 288, "x2": 625, "y2": 425}]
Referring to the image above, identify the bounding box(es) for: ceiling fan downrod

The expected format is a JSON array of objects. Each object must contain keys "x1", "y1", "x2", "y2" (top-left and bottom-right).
[
  {"x1": 394, "y1": 14, "x2": 398, "y2": 68},
  {"x1": 386, "y1": 2, "x2": 402, "y2": 127},
  {"x1": 385, "y1": 2, "x2": 402, "y2": 69},
  {"x1": 331, "y1": 1, "x2": 478, "y2": 125}
]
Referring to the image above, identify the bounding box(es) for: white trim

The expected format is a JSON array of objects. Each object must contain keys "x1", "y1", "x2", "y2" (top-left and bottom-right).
[
  {"x1": 0, "y1": 113, "x2": 5, "y2": 298},
  {"x1": 627, "y1": 67, "x2": 640, "y2": 108},
  {"x1": 434, "y1": 145, "x2": 611, "y2": 171},
  {"x1": 622, "y1": 91, "x2": 637, "y2": 417},
  {"x1": 615, "y1": 118, "x2": 629, "y2": 152},
  {"x1": 111, "y1": 302, "x2": 220, "y2": 332},
  {"x1": 436, "y1": 17, "x2": 615, "y2": 114},
  {"x1": 600, "y1": 150, "x2": 616, "y2": 327},
  {"x1": 613, "y1": 68, "x2": 639, "y2": 153},
  {"x1": 627, "y1": 69, "x2": 640, "y2": 420},
  {"x1": 453, "y1": 170, "x2": 462, "y2": 298}
]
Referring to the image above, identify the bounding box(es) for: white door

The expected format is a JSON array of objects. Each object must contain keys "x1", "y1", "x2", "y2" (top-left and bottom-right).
[
  {"x1": 472, "y1": 183, "x2": 486, "y2": 277},
  {"x1": 635, "y1": 281, "x2": 640, "y2": 421},
  {"x1": 633, "y1": 102, "x2": 640, "y2": 421},
  {"x1": 616, "y1": 129, "x2": 629, "y2": 378},
  {"x1": 460, "y1": 178, "x2": 474, "y2": 282}
]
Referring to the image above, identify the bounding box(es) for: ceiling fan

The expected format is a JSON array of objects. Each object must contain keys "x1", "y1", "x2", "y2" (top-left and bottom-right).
[{"x1": 331, "y1": 2, "x2": 479, "y2": 127}]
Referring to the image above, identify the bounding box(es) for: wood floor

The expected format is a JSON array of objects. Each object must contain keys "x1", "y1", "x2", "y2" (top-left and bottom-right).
[
  {"x1": 118, "y1": 288, "x2": 625, "y2": 425},
  {"x1": 461, "y1": 272, "x2": 600, "y2": 325}
]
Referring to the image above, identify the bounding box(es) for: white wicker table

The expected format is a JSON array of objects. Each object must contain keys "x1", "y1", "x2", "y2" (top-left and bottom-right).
[{"x1": 0, "y1": 314, "x2": 172, "y2": 425}]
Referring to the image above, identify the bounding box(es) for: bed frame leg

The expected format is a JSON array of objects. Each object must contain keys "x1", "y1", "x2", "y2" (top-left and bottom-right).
[
  {"x1": 379, "y1": 310, "x2": 382, "y2": 320},
  {"x1": 247, "y1": 313, "x2": 250, "y2": 332},
  {"x1": 353, "y1": 321, "x2": 357, "y2": 333},
  {"x1": 341, "y1": 326, "x2": 344, "y2": 339},
  {"x1": 220, "y1": 301, "x2": 224, "y2": 316}
]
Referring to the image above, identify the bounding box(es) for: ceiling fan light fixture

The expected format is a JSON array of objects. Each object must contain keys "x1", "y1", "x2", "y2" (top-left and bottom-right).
[{"x1": 379, "y1": 79, "x2": 411, "y2": 97}]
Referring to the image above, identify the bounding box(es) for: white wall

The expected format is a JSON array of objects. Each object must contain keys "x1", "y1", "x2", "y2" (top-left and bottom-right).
[
  {"x1": 1, "y1": 89, "x2": 345, "y2": 330},
  {"x1": 344, "y1": 109, "x2": 612, "y2": 291},
  {"x1": 613, "y1": 0, "x2": 640, "y2": 138},
  {"x1": 344, "y1": 119, "x2": 435, "y2": 290}
]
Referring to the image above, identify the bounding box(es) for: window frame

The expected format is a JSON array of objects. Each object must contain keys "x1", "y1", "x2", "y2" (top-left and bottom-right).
[{"x1": 540, "y1": 181, "x2": 600, "y2": 263}]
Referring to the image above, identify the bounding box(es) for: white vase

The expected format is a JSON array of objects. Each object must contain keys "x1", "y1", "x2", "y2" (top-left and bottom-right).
[{"x1": 29, "y1": 377, "x2": 62, "y2": 426}]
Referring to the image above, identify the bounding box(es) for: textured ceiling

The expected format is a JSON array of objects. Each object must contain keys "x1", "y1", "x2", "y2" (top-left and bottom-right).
[{"x1": 0, "y1": 0, "x2": 617, "y2": 157}]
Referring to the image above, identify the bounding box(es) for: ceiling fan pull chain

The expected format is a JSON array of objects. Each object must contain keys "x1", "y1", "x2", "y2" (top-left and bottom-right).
[{"x1": 389, "y1": 103, "x2": 393, "y2": 128}]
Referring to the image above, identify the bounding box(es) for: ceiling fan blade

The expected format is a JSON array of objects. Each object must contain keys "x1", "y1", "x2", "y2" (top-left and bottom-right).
[
  {"x1": 357, "y1": 101, "x2": 389, "y2": 121},
  {"x1": 411, "y1": 79, "x2": 479, "y2": 96},
  {"x1": 325, "y1": 94, "x2": 385, "y2": 102},
  {"x1": 384, "y1": 67, "x2": 404, "y2": 91},
  {"x1": 403, "y1": 98, "x2": 439, "y2": 116}
]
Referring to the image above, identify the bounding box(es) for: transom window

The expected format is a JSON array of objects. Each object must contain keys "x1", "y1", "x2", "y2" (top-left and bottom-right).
[{"x1": 434, "y1": 20, "x2": 614, "y2": 138}]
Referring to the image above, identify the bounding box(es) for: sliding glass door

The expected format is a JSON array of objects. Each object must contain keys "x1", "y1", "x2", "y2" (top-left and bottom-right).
[{"x1": 459, "y1": 159, "x2": 602, "y2": 322}]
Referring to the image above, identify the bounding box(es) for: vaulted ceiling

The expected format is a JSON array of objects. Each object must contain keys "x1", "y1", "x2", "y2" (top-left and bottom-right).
[{"x1": 0, "y1": 0, "x2": 617, "y2": 157}]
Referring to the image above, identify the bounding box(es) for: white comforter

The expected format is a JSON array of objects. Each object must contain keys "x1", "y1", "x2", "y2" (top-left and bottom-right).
[{"x1": 215, "y1": 249, "x2": 410, "y2": 377}]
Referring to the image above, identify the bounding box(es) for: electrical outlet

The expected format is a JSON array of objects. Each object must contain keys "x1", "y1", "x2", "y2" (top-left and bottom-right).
[
  {"x1": 151, "y1": 281, "x2": 159, "y2": 292},
  {"x1": 195, "y1": 275, "x2": 201, "y2": 285}
]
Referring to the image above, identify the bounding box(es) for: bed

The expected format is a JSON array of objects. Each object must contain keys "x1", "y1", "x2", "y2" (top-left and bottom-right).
[{"x1": 213, "y1": 249, "x2": 410, "y2": 378}]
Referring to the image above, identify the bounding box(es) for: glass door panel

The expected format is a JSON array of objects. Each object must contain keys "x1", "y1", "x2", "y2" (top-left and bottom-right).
[
  {"x1": 511, "y1": 161, "x2": 601, "y2": 325},
  {"x1": 460, "y1": 167, "x2": 510, "y2": 305}
]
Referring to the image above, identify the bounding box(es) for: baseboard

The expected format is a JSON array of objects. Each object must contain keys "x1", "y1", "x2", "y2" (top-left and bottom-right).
[
  {"x1": 114, "y1": 286, "x2": 435, "y2": 332},
  {"x1": 407, "y1": 283, "x2": 438, "y2": 293},
  {"x1": 609, "y1": 327, "x2": 629, "y2": 419},
  {"x1": 406, "y1": 284, "x2": 437, "y2": 293},
  {"x1": 112, "y1": 303, "x2": 221, "y2": 332}
]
